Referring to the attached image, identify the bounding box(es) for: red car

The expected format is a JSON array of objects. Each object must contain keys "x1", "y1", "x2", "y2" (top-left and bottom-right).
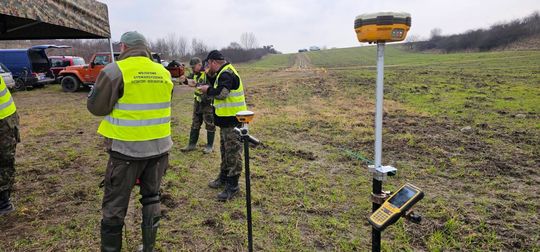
[{"x1": 49, "y1": 56, "x2": 85, "y2": 83}]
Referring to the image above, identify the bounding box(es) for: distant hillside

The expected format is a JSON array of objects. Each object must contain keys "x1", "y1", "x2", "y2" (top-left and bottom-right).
[
  {"x1": 495, "y1": 33, "x2": 540, "y2": 51},
  {"x1": 410, "y1": 12, "x2": 540, "y2": 52}
]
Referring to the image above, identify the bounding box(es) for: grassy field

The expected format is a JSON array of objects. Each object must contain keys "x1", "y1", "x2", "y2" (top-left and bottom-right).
[{"x1": 1, "y1": 46, "x2": 539, "y2": 251}]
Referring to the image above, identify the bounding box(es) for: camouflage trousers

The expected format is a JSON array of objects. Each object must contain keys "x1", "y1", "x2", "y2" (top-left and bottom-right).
[
  {"x1": 101, "y1": 153, "x2": 168, "y2": 225},
  {"x1": 0, "y1": 113, "x2": 20, "y2": 193},
  {"x1": 219, "y1": 126, "x2": 243, "y2": 177},
  {"x1": 191, "y1": 100, "x2": 215, "y2": 132}
]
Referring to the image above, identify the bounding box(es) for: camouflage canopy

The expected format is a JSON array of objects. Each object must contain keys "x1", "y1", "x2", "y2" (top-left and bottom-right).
[{"x1": 0, "y1": 0, "x2": 110, "y2": 40}]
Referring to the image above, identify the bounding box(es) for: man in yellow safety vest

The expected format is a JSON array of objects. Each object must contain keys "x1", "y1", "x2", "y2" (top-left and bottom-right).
[
  {"x1": 180, "y1": 57, "x2": 215, "y2": 154},
  {"x1": 198, "y1": 50, "x2": 247, "y2": 201},
  {"x1": 87, "y1": 31, "x2": 173, "y2": 252}
]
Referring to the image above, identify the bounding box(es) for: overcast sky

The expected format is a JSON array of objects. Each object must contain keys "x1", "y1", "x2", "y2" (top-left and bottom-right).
[{"x1": 100, "y1": 0, "x2": 540, "y2": 53}]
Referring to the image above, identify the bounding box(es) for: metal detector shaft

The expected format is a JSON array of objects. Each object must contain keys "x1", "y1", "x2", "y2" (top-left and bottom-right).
[{"x1": 243, "y1": 135, "x2": 254, "y2": 252}]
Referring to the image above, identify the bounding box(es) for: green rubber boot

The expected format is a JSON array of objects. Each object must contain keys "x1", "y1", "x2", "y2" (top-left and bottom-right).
[
  {"x1": 202, "y1": 131, "x2": 215, "y2": 154},
  {"x1": 181, "y1": 129, "x2": 199, "y2": 152},
  {"x1": 100, "y1": 220, "x2": 123, "y2": 252}
]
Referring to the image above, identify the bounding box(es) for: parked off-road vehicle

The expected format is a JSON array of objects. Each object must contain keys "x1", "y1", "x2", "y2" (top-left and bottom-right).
[
  {"x1": 58, "y1": 52, "x2": 184, "y2": 92},
  {"x1": 49, "y1": 56, "x2": 85, "y2": 83}
]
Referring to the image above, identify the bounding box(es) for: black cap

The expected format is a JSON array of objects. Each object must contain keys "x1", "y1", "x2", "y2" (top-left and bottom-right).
[{"x1": 205, "y1": 50, "x2": 224, "y2": 61}]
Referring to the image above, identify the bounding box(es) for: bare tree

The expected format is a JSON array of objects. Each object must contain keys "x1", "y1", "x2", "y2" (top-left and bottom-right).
[
  {"x1": 227, "y1": 42, "x2": 242, "y2": 49},
  {"x1": 165, "y1": 33, "x2": 178, "y2": 60},
  {"x1": 191, "y1": 38, "x2": 208, "y2": 57},
  {"x1": 177, "y1": 36, "x2": 188, "y2": 59},
  {"x1": 405, "y1": 34, "x2": 421, "y2": 50},
  {"x1": 152, "y1": 38, "x2": 170, "y2": 60},
  {"x1": 240, "y1": 32, "x2": 258, "y2": 49},
  {"x1": 430, "y1": 28, "x2": 442, "y2": 39}
]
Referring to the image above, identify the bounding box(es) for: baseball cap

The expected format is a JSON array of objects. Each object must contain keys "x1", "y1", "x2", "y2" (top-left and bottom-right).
[
  {"x1": 205, "y1": 50, "x2": 225, "y2": 61},
  {"x1": 190, "y1": 57, "x2": 202, "y2": 66},
  {"x1": 120, "y1": 31, "x2": 148, "y2": 47}
]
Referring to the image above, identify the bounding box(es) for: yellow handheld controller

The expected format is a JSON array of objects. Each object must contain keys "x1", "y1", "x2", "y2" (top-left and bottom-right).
[{"x1": 369, "y1": 183, "x2": 424, "y2": 231}]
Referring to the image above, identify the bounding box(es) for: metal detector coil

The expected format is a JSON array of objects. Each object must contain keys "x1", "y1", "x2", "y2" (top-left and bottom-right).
[{"x1": 354, "y1": 12, "x2": 411, "y2": 43}]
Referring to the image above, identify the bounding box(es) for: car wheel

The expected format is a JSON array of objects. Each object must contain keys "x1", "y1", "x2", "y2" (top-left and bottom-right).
[
  {"x1": 14, "y1": 78, "x2": 26, "y2": 91},
  {"x1": 61, "y1": 76, "x2": 81, "y2": 92}
]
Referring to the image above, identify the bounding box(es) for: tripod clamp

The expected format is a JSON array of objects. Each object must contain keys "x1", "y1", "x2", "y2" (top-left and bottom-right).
[
  {"x1": 368, "y1": 165, "x2": 397, "y2": 181},
  {"x1": 404, "y1": 210, "x2": 422, "y2": 224},
  {"x1": 371, "y1": 190, "x2": 391, "y2": 205}
]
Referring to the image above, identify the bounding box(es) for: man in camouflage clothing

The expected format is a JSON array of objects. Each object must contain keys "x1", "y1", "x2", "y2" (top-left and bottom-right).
[
  {"x1": 180, "y1": 57, "x2": 215, "y2": 154},
  {"x1": 87, "y1": 31, "x2": 173, "y2": 252},
  {"x1": 198, "y1": 50, "x2": 247, "y2": 201},
  {"x1": 0, "y1": 76, "x2": 20, "y2": 216}
]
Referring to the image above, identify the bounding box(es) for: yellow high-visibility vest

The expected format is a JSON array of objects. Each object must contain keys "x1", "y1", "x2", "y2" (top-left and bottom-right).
[
  {"x1": 193, "y1": 71, "x2": 206, "y2": 102},
  {"x1": 0, "y1": 76, "x2": 16, "y2": 120},
  {"x1": 213, "y1": 64, "x2": 247, "y2": 117},
  {"x1": 97, "y1": 56, "x2": 174, "y2": 141}
]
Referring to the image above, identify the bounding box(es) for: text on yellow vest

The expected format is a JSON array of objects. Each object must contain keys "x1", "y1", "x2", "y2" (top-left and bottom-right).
[{"x1": 97, "y1": 56, "x2": 173, "y2": 141}]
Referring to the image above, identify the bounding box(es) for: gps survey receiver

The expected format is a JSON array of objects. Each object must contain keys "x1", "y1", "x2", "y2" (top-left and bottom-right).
[
  {"x1": 354, "y1": 12, "x2": 411, "y2": 43},
  {"x1": 368, "y1": 183, "x2": 424, "y2": 231}
]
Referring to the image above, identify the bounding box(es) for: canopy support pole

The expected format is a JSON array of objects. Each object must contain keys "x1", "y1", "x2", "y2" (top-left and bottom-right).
[
  {"x1": 7, "y1": 21, "x2": 41, "y2": 33},
  {"x1": 109, "y1": 38, "x2": 115, "y2": 63}
]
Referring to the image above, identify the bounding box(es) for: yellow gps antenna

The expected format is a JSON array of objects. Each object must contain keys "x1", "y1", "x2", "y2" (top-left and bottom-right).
[
  {"x1": 354, "y1": 12, "x2": 411, "y2": 43},
  {"x1": 234, "y1": 110, "x2": 260, "y2": 252},
  {"x1": 236, "y1": 110, "x2": 255, "y2": 124},
  {"x1": 354, "y1": 12, "x2": 421, "y2": 252}
]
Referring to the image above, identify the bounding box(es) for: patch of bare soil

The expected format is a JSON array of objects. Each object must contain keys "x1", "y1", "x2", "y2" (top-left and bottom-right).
[
  {"x1": 379, "y1": 112, "x2": 539, "y2": 249},
  {"x1": 382, "y1": 112, "x2": 539, "y2": 178}
]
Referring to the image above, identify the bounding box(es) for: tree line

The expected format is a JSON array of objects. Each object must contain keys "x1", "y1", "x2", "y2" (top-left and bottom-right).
[
  {"x1": 408, "y1": 12, "x2": 540, "y2": 52},
  {"x1": 0, "y1": 32, "x2": 280, "y2": 63}
]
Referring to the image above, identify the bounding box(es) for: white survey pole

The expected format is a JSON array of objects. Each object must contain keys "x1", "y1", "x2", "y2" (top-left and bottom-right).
[
  {"x1": 355, "y1": 12, "x2": 411, "y2": 252},
  {"x1": 374, "y1": 42, "x2": 385, "y2": 169}
]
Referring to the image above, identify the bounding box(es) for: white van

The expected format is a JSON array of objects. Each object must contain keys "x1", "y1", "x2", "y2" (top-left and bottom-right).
[{"x1": 0, "y1": 63, "x2": 16, "y2": 89}]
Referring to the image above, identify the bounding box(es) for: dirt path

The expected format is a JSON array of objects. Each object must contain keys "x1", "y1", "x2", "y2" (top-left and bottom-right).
[{"x1": 291, "y1": 53, "x2": 312, "y2": 69}]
